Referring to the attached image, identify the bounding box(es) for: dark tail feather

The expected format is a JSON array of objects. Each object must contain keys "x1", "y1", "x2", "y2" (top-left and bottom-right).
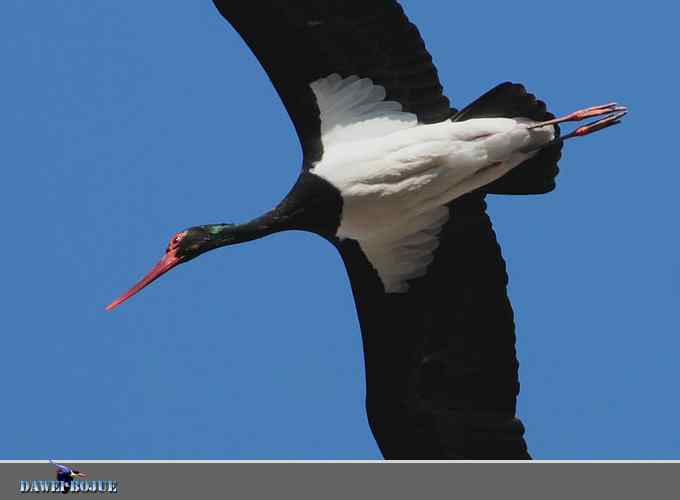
[{"x1": 452, "y1": 82, "x2": 562, "y2": 195}]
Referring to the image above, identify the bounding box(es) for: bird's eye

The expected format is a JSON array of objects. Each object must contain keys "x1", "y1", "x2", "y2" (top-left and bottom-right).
[{"x1": 167, "y1": 231, "x2": 186, "y2": 251}]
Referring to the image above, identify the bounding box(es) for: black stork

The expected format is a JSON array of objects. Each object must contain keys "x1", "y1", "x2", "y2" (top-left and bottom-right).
[{"x1": 107, "y1": 1, "x2": 626, "y2": 459}]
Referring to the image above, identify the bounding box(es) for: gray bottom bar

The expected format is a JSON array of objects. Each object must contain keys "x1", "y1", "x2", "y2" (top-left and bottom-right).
[{"x1": 2, "y1": 462, "x2": 677, "y2": 499}]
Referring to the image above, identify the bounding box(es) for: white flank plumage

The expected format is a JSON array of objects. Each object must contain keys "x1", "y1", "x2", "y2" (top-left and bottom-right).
[{"x1": 310, "y1": 74, "x2": 556, "y2": 293}]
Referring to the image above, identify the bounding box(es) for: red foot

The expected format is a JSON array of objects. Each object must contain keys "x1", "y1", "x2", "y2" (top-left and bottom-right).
[
  {"x1": 561, "y1": 110, "x2": 627, "y2": 140},
  {"x1": 527, "y1": 102, "x2": 628, "y2": 141}
]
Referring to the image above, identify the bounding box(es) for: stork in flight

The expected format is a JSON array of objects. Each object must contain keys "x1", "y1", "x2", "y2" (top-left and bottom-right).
[{"x1": 107, "y1": 1, "x2": 626, "y2": 459}]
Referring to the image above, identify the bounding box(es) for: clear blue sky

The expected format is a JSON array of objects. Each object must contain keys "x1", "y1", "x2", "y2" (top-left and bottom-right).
[{"x1": 2, "y1": 0, "x2": 678, "y2": 459}]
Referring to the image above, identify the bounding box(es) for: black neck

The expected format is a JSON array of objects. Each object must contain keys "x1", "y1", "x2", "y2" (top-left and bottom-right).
[
  {"x1": 200, "y1": 171, "x2": 343, "y2": 249},
  {"x1": 268, "y1": 171, "x2": 343, "y2": 237}
]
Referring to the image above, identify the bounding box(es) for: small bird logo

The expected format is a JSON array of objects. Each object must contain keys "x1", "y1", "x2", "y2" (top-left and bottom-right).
[{"x1": 49, "y1": 459, "x2": 87, "y2": 494}]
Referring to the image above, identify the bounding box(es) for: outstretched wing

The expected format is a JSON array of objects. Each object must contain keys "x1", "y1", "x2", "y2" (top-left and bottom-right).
[
  {"x1": 338, "y1": 193, "x2": 530, "y2": 459},
  {"x1": 211, "y1": 0, "x2": 455, "y2": 166}
]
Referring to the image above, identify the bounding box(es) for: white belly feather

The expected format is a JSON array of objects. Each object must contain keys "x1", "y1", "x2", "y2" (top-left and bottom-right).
[{"x1": 309, "y1": 73, "x2": 555, "y2": 292}]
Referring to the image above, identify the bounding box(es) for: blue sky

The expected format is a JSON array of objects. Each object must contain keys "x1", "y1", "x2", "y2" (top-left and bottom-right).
[{"x1": 1, "y1": 1, "x2": 678, "y2": 459}]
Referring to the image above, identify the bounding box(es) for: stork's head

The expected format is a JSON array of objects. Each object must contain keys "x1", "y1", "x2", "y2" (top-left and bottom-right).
[{"x1": 106, "y1": 224, "x2": 236, "y2": 311}]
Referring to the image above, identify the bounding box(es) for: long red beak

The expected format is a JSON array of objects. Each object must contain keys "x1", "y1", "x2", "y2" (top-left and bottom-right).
[{"x1": 106, "y1": 250, "x2": 181, "y2": 311}]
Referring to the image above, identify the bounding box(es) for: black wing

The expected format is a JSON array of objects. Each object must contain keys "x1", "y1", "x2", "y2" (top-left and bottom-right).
[
  {"x1": 212, "y1": 0, "x2": 455, "y2": 165},
  {"x1": 338, "y1": 193, "x2": 530, "y2": 459}
]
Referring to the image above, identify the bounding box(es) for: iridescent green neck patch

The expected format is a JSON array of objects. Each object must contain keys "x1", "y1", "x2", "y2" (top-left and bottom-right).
[{"x1": 205, "y1": 224, "x2": 234, "y2": 235}]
